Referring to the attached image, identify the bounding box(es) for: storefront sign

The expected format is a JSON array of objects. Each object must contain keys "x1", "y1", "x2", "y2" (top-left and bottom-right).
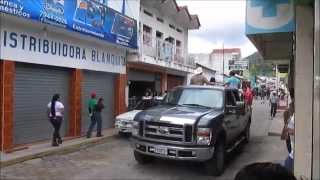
[
  {"x1": 246, "y1": 0, "x2": 295, "y2": 34},
  {"x1": 0, "y1": 20, "x2": 126, "y2": 74},
  {"x1": 0, "y1": 0, "x2": 137, "y2": 49}
]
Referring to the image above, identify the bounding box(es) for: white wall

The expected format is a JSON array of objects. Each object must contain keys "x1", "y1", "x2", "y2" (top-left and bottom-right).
[
  {"x1": 313, "y1": 1, "x2": 320, "y2": 179},
  {"x1": 191, "y1": 53, "x2": 210, "y2": 67},
  {"x1": 210, "y1": 52, "x2": 240, "y2": 75},
  {"x1": 140, "y1": 4, "x2": 188, "y2": 59},
  {"x1": 294, "y1": 5, "x2": 314, "y2": 179}
]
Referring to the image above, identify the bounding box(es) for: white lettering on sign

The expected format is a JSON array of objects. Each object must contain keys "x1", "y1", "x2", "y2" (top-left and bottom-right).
[{"x1": 0, "y1": 19, "x2": 126, "y2": 74}]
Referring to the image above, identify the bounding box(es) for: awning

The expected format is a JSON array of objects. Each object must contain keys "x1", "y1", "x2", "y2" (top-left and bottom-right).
[{"x1": 245, "y1": 0, "x2": 295, "y2": 69}]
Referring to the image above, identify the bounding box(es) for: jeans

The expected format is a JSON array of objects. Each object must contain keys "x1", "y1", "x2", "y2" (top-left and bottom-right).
[
  {"x1": 50, "y1": 117, "x2": 62, "y2": 143},
  {"x1": 87, "y1": 112, "x2": 102, "y2": 137},
  {"x1": 271, "y1": 103, "x2": 277, "y2": 117},
  {"x1": 284, "y1": 156, "x2": 294, "y2": 172},
  {"x1": 286, "y1": 136, "x2": 292, "y2": 153}
]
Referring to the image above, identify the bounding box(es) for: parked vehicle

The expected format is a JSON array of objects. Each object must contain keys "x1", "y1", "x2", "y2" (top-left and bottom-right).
[
  {"x1": 131, "y1": 85, "x2": 251, "y2": 176},
  {"x1": 115, "y1": 97, "x2": 163, "y2": 135}
]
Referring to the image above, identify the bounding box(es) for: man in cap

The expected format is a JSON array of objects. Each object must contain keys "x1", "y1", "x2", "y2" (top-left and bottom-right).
[
  {"x1": 190, "y1": 67, "x2": 215, "y2": 85},
  {"x1": 87, "y1": 92, "x2": 97, "y2": 138}
]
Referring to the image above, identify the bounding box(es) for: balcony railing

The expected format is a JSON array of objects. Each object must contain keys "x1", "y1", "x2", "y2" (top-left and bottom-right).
[{"x1": 139, "y1": 33, "x2": 195, "y2": 67}]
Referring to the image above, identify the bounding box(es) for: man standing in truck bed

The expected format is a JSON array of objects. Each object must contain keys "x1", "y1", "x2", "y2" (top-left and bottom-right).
[{"x1": 190, "y1": 67, "x2": 215, "y2": 86}]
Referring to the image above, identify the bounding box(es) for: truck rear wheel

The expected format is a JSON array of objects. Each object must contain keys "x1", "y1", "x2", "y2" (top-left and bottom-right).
[
  {"x1": 204, "y1": 141, "x2": 226, "y2": 176},
  {"x1": 244, "y1": 123, "x2": 251, "y2": 143},
  {"x1": 134, "y1": 150, "x2": 154, "y2": 164}
]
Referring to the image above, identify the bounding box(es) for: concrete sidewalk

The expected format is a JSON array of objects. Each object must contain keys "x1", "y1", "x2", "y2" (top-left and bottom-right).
[
  {"x1": 0, "y1": 129, "x2": 117, "y2": 168},
  {"x1": 268, "y1": 110, "x2": 285, "y2": 136}
]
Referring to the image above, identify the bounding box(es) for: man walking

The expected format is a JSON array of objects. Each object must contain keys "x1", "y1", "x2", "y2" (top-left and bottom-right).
[
  {"x1": 269, "y1": 91, "x2": 279, "y2": 119},
  {"x1": 87, "y1": 92, "x2": 97, "y2": 138}
]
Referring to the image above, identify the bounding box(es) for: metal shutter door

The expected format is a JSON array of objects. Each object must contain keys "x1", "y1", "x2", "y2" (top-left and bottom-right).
[
  {"x1": 14, "y1": 63, "x2": 70, "y2": 145},
  {"x1": 81, "y1": 71, "x2": 115, "y2": 134}
]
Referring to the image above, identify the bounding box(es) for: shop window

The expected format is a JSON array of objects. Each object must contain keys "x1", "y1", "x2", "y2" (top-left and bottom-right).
[
  {"x1": 156, "y1": 31, "x2": 163, "y2": 39},
  {"x1": 143, "y1": 10, "x2": 153, "y2": 17},
  {"x1": 176, "y1": 40, "x2": 181, "y2": 47},
  {"x1": 143, "y1": 25, "x2": 152, "y2": 46},
  {"x1": 176, "y1": 28, "x2": 183, "y2": 33},
  {"x1": 165, "y1": 37, "x2": 175, "y2": 44},
  {"x1": 157, "y1": 17, "x2": 164, "y2": 23},
  {"x1": 169, "y1": 24, "x2": 175, "y2": 30}
]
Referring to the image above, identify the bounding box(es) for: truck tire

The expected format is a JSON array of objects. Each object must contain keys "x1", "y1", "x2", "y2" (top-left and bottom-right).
[
  {"x1": 119, "y1": 131, "x2": 131, "y2": 137},
  {"x1": 204, "y1": 141, "x2": 226, "y2": 176},
  {"x1": 244, "y1": 123, "x2": 250, "y2": 144},
  {"x1": 134, "y1": 150, "x2": 154, "y2": 164}
]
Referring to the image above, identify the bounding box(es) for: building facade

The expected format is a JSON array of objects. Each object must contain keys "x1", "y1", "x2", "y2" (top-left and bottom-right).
[
  {"x1": 189, "y1": 53, "x2": 210, "y2": 68},
  {"x1": 126, "y1": 0, "x2": 200, "y2": 108},
  {"x1": 0, "y1": 0, "x2": 139, "y2": 151},
  {"x1": 246, "y1": 0, "x2": 319, "y2": 179},
  {"x1": 209, "y1": 48, "x2": 241, "y2": 82}
]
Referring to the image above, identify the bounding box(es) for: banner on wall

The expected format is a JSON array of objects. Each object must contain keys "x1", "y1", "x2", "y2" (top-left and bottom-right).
[{"x1": 0, "y1": 0, "x2": 138, "y2": 49}]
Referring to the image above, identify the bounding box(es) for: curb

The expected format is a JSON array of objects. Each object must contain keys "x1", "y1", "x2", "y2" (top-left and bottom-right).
[{"x1": 0, "y1": 134, "x2": 117, "y2": 168}]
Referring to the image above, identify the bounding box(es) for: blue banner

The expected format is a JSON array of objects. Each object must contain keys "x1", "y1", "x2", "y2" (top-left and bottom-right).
[
  {"x1": 0, "y1": 0, "x2": 138, "y2": 49},
  {"x1": 246, "y1": 0, "x2": 295, "y2": 35}
]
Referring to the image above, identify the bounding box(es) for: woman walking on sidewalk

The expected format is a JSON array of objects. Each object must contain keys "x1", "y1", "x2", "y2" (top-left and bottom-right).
[{"x1": 47, "y1": 94, "x2": 64, "y2": 147}]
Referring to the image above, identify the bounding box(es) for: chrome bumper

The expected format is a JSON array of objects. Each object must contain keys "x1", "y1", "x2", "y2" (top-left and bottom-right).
[
  {"x1": 115, "y1": 121, "x2": 132, "y2": 133},
  {"x1": 132, "y1": 139, "x2": 214, "y2": 162}
]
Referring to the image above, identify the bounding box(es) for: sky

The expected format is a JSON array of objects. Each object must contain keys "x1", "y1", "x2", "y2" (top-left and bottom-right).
[{"x1": 176, "y1": 0, "x2": 257, "y2": 57}]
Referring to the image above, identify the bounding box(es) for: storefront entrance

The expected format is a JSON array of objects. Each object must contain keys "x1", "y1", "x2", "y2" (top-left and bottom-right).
[
  {"x1": 81, "y1": 71, "x2": 115, "y2": 135},
  {"x1": 14, "y1": 63, "x2": 70, "y2": 145}
]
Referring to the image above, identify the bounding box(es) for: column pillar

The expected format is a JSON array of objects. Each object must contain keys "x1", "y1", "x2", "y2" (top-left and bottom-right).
[
  {"x1": 294, "y1": 5, "x2": 314, "y2": 178},
  {"x1": 68, "y1": 69, "x2": 82, "y2": 137},
  {"x1": 114, "y1": 74, "x2": 127, "y2": 116},
  {"x1": 161, "y1": 72, "x2": 167, "y2": 93},
  {"x1": 313, "y1": 0, "x2": 320, "y2": 179},
  {"x1": 0, "y1": 60, "x2": 15, "y2": 151}
]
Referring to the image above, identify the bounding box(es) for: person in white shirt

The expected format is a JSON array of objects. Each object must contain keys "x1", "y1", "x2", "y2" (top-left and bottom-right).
[
  {"x1": 269, "y1": 91, "x2": 279, "y2": 119},
  {"x1": 47, "y1": 94, "x2": 64, "y2": 147}
]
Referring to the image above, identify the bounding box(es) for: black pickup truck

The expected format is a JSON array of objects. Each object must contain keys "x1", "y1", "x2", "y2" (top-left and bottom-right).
[{"x1": 131, "y1": 85, "x2": 251, "y2": 176}]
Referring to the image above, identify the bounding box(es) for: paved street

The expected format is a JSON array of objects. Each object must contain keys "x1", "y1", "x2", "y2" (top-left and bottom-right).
[{"x1": 1, "y1": 100, "x2": 287, "y2": 180}]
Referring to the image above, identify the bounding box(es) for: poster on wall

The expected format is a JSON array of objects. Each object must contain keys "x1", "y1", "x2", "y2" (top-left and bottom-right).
[{"x1": 0, "y1": 0, "x2": 137, "y2": 49}]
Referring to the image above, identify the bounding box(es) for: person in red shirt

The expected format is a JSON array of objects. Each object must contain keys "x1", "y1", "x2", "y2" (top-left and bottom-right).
[{"x1": 243, "y1": 82, "x2": 254, "y2": 112}]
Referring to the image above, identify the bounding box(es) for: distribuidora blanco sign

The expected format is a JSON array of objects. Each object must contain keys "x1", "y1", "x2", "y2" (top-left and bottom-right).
[{"x1": 0, "y1": 15, "x2": 126, "y2": 74}]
